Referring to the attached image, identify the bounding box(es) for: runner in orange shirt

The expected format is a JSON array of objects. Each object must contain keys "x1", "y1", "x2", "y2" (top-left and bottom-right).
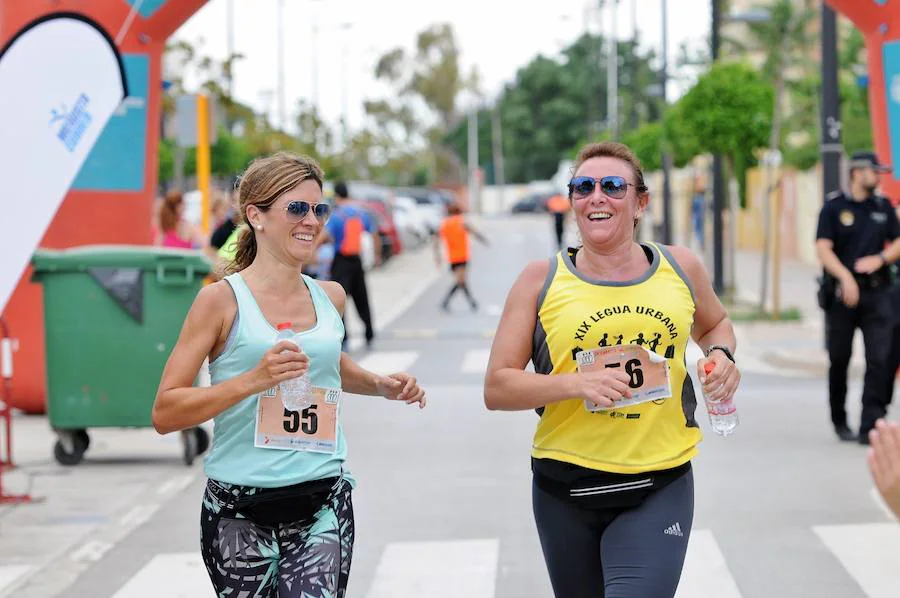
[
  {"x1": 546, "y1": 193, "x2": 570, "y2": 250},
  {"x1": 435, "y1": 202, "x2": 489, "y2": 311}
]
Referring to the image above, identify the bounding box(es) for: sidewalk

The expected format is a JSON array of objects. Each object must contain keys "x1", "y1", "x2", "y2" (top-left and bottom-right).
[
  {"x1": 731, "y1": 250, "x2": 866, "y2": 378},
  {"x1": 343, "y1": 238, "x2": 442, "y2": 350},
  {"x1": 0, "y1": 242, "x2": 442, "y2": 597}
]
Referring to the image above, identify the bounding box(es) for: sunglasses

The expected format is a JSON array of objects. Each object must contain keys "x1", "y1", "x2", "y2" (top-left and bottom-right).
[
  {"x1": 568, "y1": 176, "x2": 637, "y2": 200},
  {"x1": 284, "y1": 200, "x2": 331, "y2": 223}
]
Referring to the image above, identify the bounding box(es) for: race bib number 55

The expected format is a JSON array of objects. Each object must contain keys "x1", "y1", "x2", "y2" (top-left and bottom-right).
[
  {"x1": 255, "y1": 386, "x2": 341, "y2": 453},
  {"x1": 576, "y1": 344, "x2": 672, "y2": 412}
]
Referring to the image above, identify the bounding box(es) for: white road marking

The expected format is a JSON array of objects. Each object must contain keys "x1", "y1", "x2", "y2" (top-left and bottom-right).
[
  {"x1": 118, "y1": 504, "x2": 160, "y2": 530},
  {"x1": 485, "y1": 304, "x2": 502, "y2": 316},
  {"x1": 156, "y1": 473, "x2": 196, "y2": 498},
  {"x1": 0, "y1": 566, "x2": 32, "y2": 594},
  {"x1": 110, "y1": 553, "x2": 212, "y2": 598},
  {"x1": 70, "y1": 540, "x2": 113, "y2": 563},
  {"x1": 366, "y1": 539, "x2": 499, "y2": 598},
  {"x1": 391, "y1": 328, "x2": 439, "y2": 339},
  {"x1": 462, "y1": 349, "x2": 491, "y2": 374},
  {"x1": 814, "y1": 523, "x2": 900, "y2": 598},
  {"x1": 357, "y1": 351, "x2": 420, "y2": 375},
  {"x1": 676, "y1": 530, "x2": 742, "y2": 597}
]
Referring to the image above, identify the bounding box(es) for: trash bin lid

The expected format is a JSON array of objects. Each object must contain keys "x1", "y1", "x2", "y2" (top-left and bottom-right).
[{"x1": 31, "y1": 245, "x2": 212, "y2": 274}]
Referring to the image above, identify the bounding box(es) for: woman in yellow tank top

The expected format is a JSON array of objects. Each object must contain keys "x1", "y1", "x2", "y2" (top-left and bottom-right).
[{"x1": 484, "y1": 141, "x2": 742, "y2": 598}]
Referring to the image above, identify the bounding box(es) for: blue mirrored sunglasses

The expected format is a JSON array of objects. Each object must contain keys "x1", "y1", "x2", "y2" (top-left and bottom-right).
[
  {"x1": 568, "y1": 175, "x2": 635, "y2": 200},
  {"x1": 285, "y1": 200, "x2": 331, "y2": 223}
]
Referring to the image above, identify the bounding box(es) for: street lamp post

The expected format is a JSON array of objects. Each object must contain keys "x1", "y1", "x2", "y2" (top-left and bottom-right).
[
  {"x1": 226, "y1": 0, "x2": 235, "y2": 98},
  {"x1": 468, "y1": 103, "x2": 479, "y2": 214},
  {"x1": 661, "y1": 0, "x2": 673, "y2": 245},
  {"x1": 605, "y1": 0, "x2": 619, "y2": 139},
  {"x1": 820, "y1": 4, "x2": 842, "y2": 196},
  {"x1": 276, "y1": 0, "x2": 286, "y2": 131},
  {"x1": 711, "y1": 0, "x2": 725, "y2": 295},
  {"x1": 339, "y1": 22, "x2": 353, "y2": 148}
]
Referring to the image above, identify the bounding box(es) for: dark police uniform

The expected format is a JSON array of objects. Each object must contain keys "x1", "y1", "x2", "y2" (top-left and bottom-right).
[
  {"x1": 816, "y1": 190, "x2": 900, "y2": 440},
  {"x1": 888, "y1": 202, "x2": 900, "y2": 404}
]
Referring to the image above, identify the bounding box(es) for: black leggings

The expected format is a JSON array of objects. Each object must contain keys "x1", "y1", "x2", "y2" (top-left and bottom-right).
[
  {"x1": 200, "y1": 478, "x2": 354, "y2": 597},
  {"x1": 532, "y1": 467, "x2": 694, "y2": 598}
]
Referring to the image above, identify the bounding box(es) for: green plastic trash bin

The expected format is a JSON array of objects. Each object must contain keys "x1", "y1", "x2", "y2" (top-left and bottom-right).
[{"x1": 31, "y1": 245, "x2": 213, "y2": 466}]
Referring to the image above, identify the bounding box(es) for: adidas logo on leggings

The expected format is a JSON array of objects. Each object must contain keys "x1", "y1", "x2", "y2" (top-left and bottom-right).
[{"x1": 663, "y1": 522, "x2": 683, "y2": 537}]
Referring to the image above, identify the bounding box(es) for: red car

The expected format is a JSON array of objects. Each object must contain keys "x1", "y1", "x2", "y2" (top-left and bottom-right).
[
  {"x1": 345, "y1": 182, "x2": 403, "y2": 261},
  {"x1": 360, "y1": 199, "x2": 402, "y2": 261}
]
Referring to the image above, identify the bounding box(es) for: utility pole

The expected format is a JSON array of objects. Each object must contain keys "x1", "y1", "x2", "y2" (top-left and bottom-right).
[
  {"x1": 630, "y1": 0, "x2": 639, "y2": 130},
  {"x1": 661, "y1": 0, "x2": 673, "y2": 244},
  {"x1": 491, "y1": 104, "x2": 506, "y2": 208},
  {"x1": 468, "y1": 107, "x2": 479, "y2": 213},
  {"x1": 226, "y1": 0, "x2": 234, "y2": 97},
  {"x1": 606, "y1": 0, "x2": 619, "y2": 139},
  {"x1": 276, "y1": 0, "x2": 286, "y2": 131},
  {"x1": 821, "y1": 4, "x2": 842, "y2": 197},
  {"x1": 340, "y1": 22, "x2": 353, "y2": 148},
  {"x1": 711, "y1": 0, "x2": 725, "y2": 295},
  {"x1": 311, "y1": 6, "x2": 320, "y2": 112}
]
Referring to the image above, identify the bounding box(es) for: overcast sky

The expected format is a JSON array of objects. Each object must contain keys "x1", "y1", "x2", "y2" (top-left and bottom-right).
[{"x1": 174, "y1": 0, "x2": 713, "y2": 134}]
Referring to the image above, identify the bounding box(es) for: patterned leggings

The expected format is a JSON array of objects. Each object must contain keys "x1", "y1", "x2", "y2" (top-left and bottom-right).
[{"x1": 200, "y1": 477, "x2": 354, "y2": 597}]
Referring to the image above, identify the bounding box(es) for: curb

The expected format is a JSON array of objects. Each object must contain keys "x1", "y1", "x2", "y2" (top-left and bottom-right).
[{"x1": 755, "y1": 348, "x2": 866, "y2": 378}]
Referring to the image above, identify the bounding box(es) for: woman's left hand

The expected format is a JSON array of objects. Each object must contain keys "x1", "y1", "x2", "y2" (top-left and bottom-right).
[
  {"x1": 697, "y1": 353, "x2": 740, "y2": 403},
  {"x1": 375, "y1": 372, "x2": 426, "y2": 409}
]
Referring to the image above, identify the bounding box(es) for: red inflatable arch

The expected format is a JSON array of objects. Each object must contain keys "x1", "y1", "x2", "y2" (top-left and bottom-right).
[
  {"x1": 825, "y1": 0, "x2": 900, "y2": 201},
  {"x1": 0, "y1": 0, "x2": 207, "y2": 412}
]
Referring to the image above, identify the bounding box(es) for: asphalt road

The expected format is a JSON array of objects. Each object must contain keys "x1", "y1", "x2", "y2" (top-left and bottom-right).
[{"x1": 19, "y1": 215, "x2": 900, "y2": 597}]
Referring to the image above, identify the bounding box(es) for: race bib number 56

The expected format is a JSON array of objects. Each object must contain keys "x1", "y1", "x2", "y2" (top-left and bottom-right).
[
  {"x1": 576, "y1": 344, "x2": 672, "y2": 412},
  {"x1": 255, "y1": 386, "x2": 341, "y2": 453}
]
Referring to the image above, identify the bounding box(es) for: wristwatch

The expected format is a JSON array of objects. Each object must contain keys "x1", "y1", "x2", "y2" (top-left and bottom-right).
[{"x1": 705, "y1": 345, "x2": 735, "y2": 363}]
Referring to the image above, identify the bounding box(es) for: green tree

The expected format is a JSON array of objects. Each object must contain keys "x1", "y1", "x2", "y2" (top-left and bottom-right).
[
  {"x1": 622, "y1": 123, "x2": 664, "y2": 172},
  {"x1": 363, "y1": 23, "x2": 472, "y2": 184},
  {"x1": 443, "y1": 33, "x2": 662, "y2": 183},
  {"x1": 671, "y1": 61, "x2": 773, "y2": 197},
  {"x1": 737, "y1": 0, "x2": 814, "y2": 310},
  {"x1": 839, "y1": 27, "x2": 874, "y2": 154},
  {"x1": 210, "y1": 128, "x2": 251, "y2": 177}
]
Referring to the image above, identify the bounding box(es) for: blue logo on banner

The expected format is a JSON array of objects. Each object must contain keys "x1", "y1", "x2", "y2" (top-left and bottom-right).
[
  {"x1": 882, "y1": 42, "x2": 900, "y2": 181},
  {"x1": 50, "y1": 94, "x2": 92, "y2": 152},
  {"x1": 72, "y1": 54, "x2": 148, "y2": 192}
]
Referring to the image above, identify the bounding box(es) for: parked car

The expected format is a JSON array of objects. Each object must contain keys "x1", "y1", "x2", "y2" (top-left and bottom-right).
[
  {"x1": 347, "y1": 181, "x2": 393, "y2": 205},
  {"x1": 392, "y1": 195, "x2": 432, "y2": 248},
  {"x1": 511, "y1": 192, "x2": 554, "y2": 214},
  {"x1": 394, "y1": 186, "x2": 447, "y2": 234},
  {"x1": 359, "y1": 200, "x2": 401, "y2": 261}
]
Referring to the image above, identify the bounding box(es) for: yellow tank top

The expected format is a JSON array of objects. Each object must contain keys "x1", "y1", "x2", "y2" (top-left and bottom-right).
[{"x1": 531, "y1": 243, "x2": 702, "y2": 474}]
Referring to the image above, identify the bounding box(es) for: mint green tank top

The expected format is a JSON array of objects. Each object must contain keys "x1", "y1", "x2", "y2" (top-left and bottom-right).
[{"x1": 203, "y1": 273, "x2": 353, "y2": 488}]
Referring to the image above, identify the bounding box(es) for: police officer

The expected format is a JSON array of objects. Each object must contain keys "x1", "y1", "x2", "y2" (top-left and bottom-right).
[
  {"x1": 816, "y1": 151, "x2": 900, "y2": 444},
  {"x1": 887, "y1": 199, "x2": 900, "y2": 403}
]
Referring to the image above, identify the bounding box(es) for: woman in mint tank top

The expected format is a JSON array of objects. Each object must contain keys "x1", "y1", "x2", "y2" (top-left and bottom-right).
[{"x1": 151, "y1": 153, "x2": 426, "y2": 598}]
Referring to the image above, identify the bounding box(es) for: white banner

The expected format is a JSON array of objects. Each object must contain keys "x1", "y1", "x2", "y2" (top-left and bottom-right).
[{"x1": 0, "y1": 15, "x2": 127, "y2": 313}]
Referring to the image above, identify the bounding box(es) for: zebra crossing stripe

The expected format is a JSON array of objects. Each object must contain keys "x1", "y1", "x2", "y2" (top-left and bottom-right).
[
  {"x1": 96, "y1": 525, "x2": 900, "y2": 597},
  {"x1": 462, "y1": 349, "x2": 491, "y2": 374},
  {"x1": 366, "y1": 539, "x2": 499, "y2": 598},
  {"x1": 676, "y1": 530, "x2": 742, "y2": 597},
  {"x1": 356, "y1": 351, "x2": 420, "y2": 376},
  {"x1": 0, "y1": 565, "x2": 32, "y2": 594},
  {"x1": 813, "y1": 523, "x2": 900, "y2": 598},
  {"x1": 110, "y1": 553, "x2": 211, "y2": 597}
]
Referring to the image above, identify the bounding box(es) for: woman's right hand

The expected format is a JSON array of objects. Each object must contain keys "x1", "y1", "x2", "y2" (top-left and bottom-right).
[
  {"x1": 249, "y1": 341, "x2": 310, "y2": 394},
  {"x1": 569, "y1": 368, "x2": 632, "y2": 409}
]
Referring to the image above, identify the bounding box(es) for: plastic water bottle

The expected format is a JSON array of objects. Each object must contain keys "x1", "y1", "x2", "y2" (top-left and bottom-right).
[
  {"x1": 703, "y1": 362, "x2": 739, "y2": 436},
  {"x1": 274, "y1": 322, "x2": 312, "y2": 411}
]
